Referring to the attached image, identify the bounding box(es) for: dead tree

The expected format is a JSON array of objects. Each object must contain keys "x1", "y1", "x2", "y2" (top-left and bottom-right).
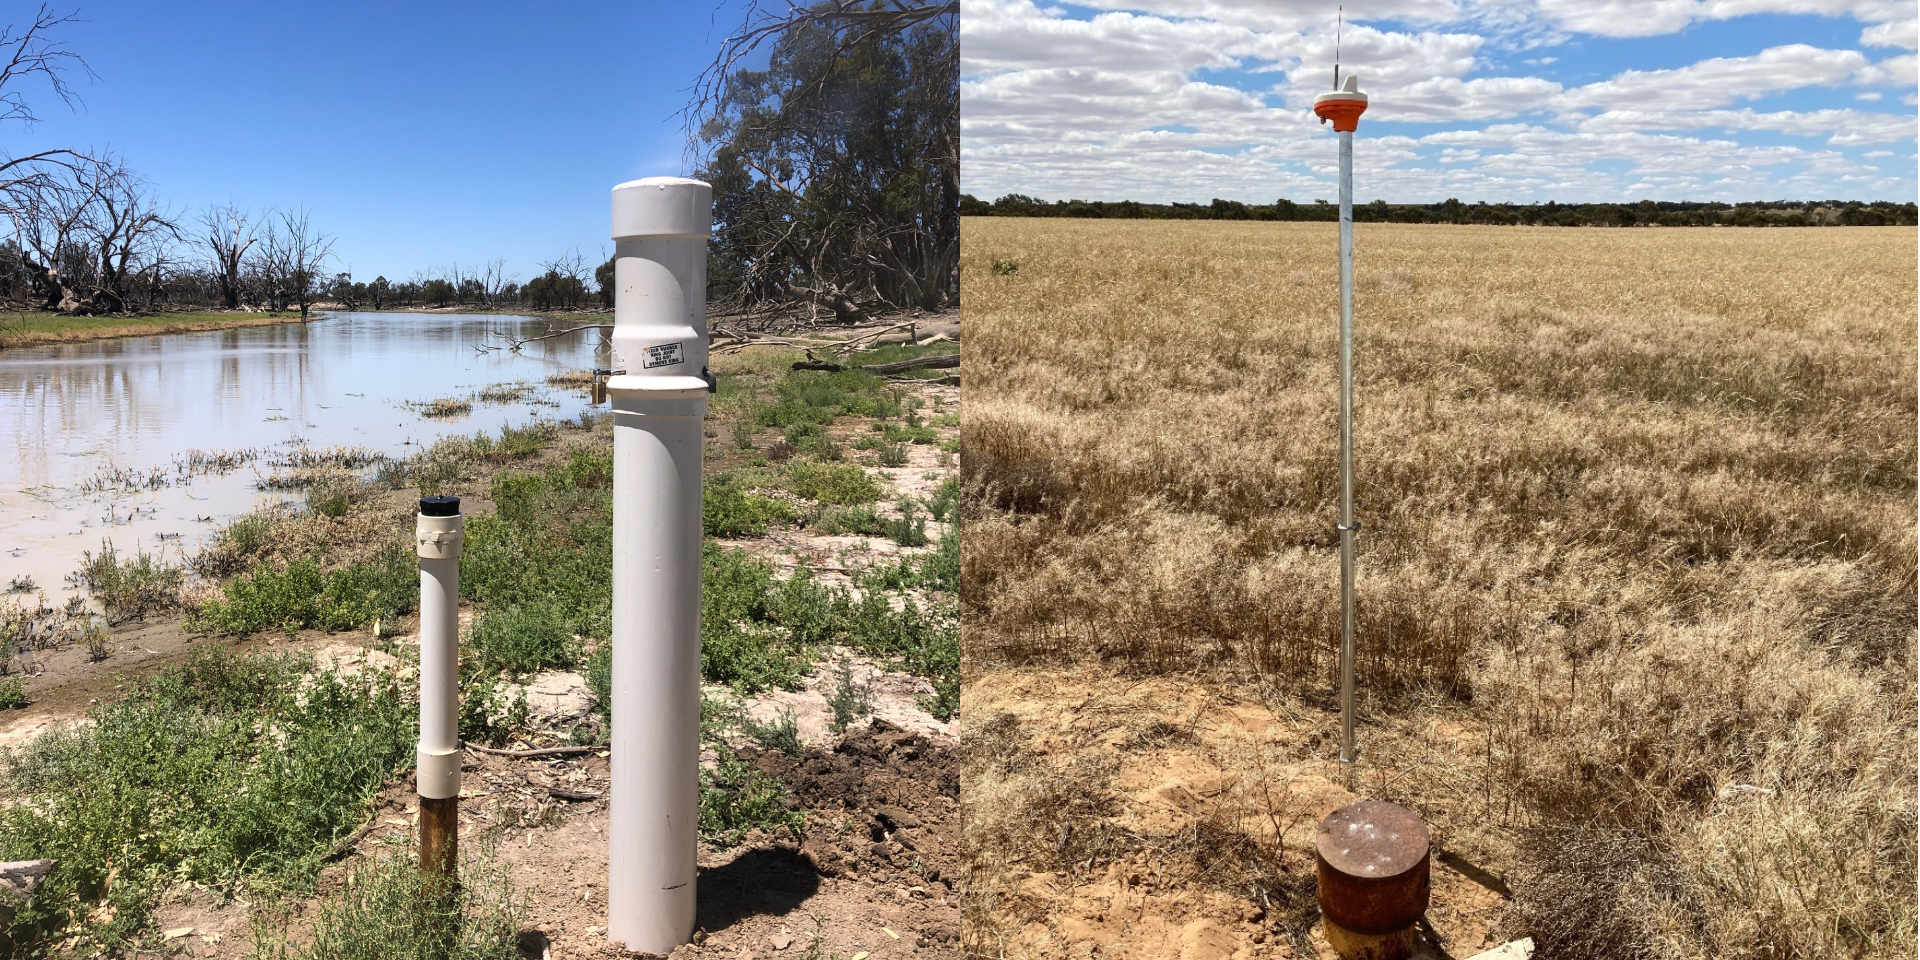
[
  {"x1": 196, "y1": 203, "x2": 257, "y2": 310},
  {"x1": 267, "y1": 208, "x2": 333, "y2": 321},
  {"x1": 0, "y1": 5, "x2": 92, "y2": 129},
  {"x1": 75, "y1": 157, "x2": 178, "y2": 314}
]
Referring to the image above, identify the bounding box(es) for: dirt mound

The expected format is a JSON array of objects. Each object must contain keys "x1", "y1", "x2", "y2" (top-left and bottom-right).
[{"x1": 748, "y1": 719, "x2": 961, "y2": 902}]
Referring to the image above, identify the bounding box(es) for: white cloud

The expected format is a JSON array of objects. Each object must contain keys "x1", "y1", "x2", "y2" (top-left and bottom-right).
[
  {"x1": 1557, "y1": 45, "x2": 1868, "y2": 112},
  {"x1": 959, "y1": 0, "x2": 1920, "y2": 202},
  {"x1": 1861, "y1": 17, "x2": 1919, "y2": 47},
  {"x1": 1068, "y1": 0, "x2": 1464, "y2": 32},
  {"x1": 1531, "y1": 0, "x2": 1919, "y2": 39},
  {"x1": 1856, "y1": 90, "x2": 1885, "y2": 98},
  {"x1": 1855, "y1": 52, "x2": 1920, "y2": 84},
  {"x1": 1578, "y1": 106, "x2": 1919, "y2": 143}
]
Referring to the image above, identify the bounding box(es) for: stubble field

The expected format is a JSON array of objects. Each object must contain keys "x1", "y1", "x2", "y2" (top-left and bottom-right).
[{"x1": 959, "y1": 219, "x2": 1917, "y2": 959}]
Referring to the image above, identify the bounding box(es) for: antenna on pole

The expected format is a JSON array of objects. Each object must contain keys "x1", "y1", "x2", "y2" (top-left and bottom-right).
[
  {"x1": 1313, "y1": 58, "x2": 1367, "y2": 794},
  {"x1": 1333, "y1": 5, "x2": 1343, "y2": 91}
]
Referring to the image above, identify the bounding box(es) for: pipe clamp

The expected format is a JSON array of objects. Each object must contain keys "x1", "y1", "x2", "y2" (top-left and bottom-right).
[
  {"x1": 416, "y1": 514, "x2": 465, "y2": 560},
  {"x1": 417, "y1": 747, "x2": 461, "y2": 800}
]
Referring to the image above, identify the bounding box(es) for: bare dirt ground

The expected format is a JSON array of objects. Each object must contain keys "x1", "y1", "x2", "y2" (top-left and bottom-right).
[{"x1": 965, "y1": 665, "x2": 1515, "y2": 960}]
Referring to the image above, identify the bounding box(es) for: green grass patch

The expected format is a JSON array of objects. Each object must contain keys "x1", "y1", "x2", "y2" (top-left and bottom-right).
[
  {"x1": 880, "y1": 422, "x2": 939, "y2": 445},
  {"x1": 704, "y1": 480, "x2": 797, "y2": 538},
  {"x1": 192, "y1": 543, "x2": 416, "y2": 635},
  {"x1": 843, "y1": 343, "x2": 960, "y2": 381},
  {"x1": 0, "y1": 648, "x2": 414, "y2": 951},
  {"x1": 245, "y1": 843, "x2": 525, "y2": 960},
  {"x1": 0, "y1": 311, "x2": 304, "y2": 347},
  {"x1": 703, "y1": 545, "x2": 832, "y2": 691},
  {"x1": 928, "y1": 477, "x2": 960, "y2": 522},
  {"x1": 860, "y1": 529, "x2": 958, "y2": 594},
  {"x1": 788, "y1": 462, "x2": 881, "y2": 505},
  {"x1": 465, "y1": 598, "x2": 578, "y2": 678}
]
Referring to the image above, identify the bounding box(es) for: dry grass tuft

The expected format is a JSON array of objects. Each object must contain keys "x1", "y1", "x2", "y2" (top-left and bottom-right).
[{"x1": 961, "y1": 220, "x2": 1917, "y2": 959}]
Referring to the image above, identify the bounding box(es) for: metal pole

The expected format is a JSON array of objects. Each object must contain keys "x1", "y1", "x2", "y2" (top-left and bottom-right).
[
  {"x1": 1336, "y1": 129, "x2": 1358, "y2": 787},
  {"x1": 605, "y1": 177, "x2": 712, "y2": 955},
  {"x1": 415, "y1": 495, "x2": 464, "y2": 879}
]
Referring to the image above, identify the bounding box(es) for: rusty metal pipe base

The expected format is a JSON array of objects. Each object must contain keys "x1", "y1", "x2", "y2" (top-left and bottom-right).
[
  {"x1": 1323, "y1": 917, "x2": 1418, "y2": 960},
  {"x1": 419, "y1": 796, "x2": 458, "y2": 879}
]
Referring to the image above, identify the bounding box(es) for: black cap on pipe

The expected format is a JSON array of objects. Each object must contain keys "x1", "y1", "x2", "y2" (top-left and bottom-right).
[{"x1": 419, "y1": 495, "x2": 461, "y2": 517}]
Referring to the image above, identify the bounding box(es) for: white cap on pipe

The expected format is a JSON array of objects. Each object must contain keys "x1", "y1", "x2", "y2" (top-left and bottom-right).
[
  {"x1": 416, "y1": 514, "x2": 465, "y2": 560},
  {"x1": 612, "y1": 177, "x2": 712, "y2": 240},
  {"x1": 417, "y1": 748, "x2": 461, "y2": 800}
]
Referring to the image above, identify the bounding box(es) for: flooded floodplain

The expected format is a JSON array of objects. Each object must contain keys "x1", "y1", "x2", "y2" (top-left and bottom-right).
[{"x1": 0, "y1": 312, "x2": 607, "y2": 598}]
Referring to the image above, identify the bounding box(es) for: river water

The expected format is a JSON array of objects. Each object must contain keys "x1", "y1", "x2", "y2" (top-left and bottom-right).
[{"x1": 0, "y1": 312, "x2": 608, "y2": 599}]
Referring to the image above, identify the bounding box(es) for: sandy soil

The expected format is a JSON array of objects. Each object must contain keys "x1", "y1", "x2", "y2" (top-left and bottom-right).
[{"x1": 966, "y1": 664, "x2": 1515, "y2": 960}]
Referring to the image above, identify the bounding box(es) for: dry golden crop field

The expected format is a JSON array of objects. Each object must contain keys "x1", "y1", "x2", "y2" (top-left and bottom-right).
[{"x1": 958, "y1": 219, "x2": 1918, "y2": 960}]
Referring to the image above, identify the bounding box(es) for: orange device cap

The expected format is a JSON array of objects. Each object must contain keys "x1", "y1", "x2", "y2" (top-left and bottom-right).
[{"x1": 1314, "y1": 76, "x2": 1369, "y2": 132}]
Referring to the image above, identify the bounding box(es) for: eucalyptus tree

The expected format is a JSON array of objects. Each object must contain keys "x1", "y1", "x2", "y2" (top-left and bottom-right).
[{"x1": 691, "y1": 0, "x2": 957, "y2": 322}]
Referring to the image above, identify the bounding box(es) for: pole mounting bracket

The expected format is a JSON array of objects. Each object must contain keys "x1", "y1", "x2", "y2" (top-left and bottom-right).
[{"x1": 1336, "y1": 519, "x2": 1362, "y2": 533}]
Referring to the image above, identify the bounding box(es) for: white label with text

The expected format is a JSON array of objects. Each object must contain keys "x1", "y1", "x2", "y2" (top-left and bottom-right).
[{"x1": 642, "y1": 341, "x2": 684, "y2": 369}]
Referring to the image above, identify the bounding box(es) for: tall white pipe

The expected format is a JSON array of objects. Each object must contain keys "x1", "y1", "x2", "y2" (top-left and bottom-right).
[
  {"x1": 415, "y1": 496, "x2": 464, "y2": 836},
  {"x1": 605, "y1": 177, "x2": 711, "y2": 954}
]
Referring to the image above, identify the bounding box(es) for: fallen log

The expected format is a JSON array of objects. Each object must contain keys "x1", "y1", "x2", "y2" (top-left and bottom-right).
[
  {"x1": 861, "y1": 352, "x2": 959, "y2": 374},
  {"x1": 790, "y1": 352, "x2": 960, "y2": 375}
]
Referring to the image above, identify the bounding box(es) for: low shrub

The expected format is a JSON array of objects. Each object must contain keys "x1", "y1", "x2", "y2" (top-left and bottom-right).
[
  {"x1": 245, "y1": 842, "x2": 525, "y2": 960},
  {"x1": 465, "y1": 599, "x2": 577, "y2": 677},
  {"x1": 699, "y1": 744, "x2": 805, "y2": 846},
  {"x1": 192, "y1": 543, "x2": 415, "y2": 635},
  {"x1": 0, "y1": 648, "x2": 414, "y2": 950},
  {"x1": 788, "y1": 462, "x2": 881, "y2": 505},
  {"x1": 704, "y1": 482, "x2": 796, "y2": 538},
  {"x1": 68, "y1": 541, "x2": 184, "y2": 624}
]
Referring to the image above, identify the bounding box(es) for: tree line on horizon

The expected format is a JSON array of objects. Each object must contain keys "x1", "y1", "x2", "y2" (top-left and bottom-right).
[{"x1": 961, "y1": 193, "x2": 1920, "y2": 227}]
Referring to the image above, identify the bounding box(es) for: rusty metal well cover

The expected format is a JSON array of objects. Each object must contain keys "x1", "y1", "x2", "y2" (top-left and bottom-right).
[{"x1": 1315, "y1": 800, "x2": 1432, "y2": 935}]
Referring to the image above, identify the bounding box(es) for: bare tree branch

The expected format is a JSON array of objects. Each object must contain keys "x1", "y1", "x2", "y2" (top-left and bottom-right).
[{"x1": 0, "y1": 4, "x2": 92, "y2": 128}]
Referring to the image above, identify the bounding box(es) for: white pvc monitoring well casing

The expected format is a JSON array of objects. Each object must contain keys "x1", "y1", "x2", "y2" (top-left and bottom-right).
[
  {"x1": 605, "y1": 177, "x2": 711, "y2": 955},
  {"x1": 415, "y1": 505, "x2": 464, "y2": 800}
]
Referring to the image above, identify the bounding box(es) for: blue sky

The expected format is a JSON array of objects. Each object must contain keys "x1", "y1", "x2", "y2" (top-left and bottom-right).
[
  {"x1": 6, "y1": 0, "x2": 749, "y2": 282},
  {"x1": 961, "y1": 0, "x2": 1919, "y2": 204}
]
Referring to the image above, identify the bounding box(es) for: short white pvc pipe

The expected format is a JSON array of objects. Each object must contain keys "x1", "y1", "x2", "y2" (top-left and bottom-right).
[
  {"x1": 605, "y1": 177, "x2": 712, "y2": 955},
  {"x1": 416, "y1": 497, "x2": 464, "y2": 800}
]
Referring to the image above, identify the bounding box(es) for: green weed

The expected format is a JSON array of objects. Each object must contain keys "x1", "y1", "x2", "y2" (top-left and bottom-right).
[
  {"x1": 788, "y1": 462, "x2": 881, "y2": 505},
  {"x1": 68, "y1": 541, "x2": 183, "y2": 624},
  {"x1": 193, "y1": 544, "x2": 416, "y2": 635},
  {"x1": 704, "y1": 481, "x2": 797, "y2": 538},
  {"x1": 743, "y1": 707, "x2": 804, "y2": 757},
  {"x1": 244, "y1": 841, "x2": 524, "y2": 960},
  {"x1": 0, "y1": 648, "x2": 414, "y2": 951},
  {"x1": 699, "y1": 744, "x2": 804, "y2": 847},
  {"x1": 0, "y1": 676, "x2": 27, "y2": 709},
  {"x1": 465, "y1": 599, "x2": 577, "y2": 677},
  {"x1": 826, "y1": 661, "x2": 875, "y2": 733}
]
